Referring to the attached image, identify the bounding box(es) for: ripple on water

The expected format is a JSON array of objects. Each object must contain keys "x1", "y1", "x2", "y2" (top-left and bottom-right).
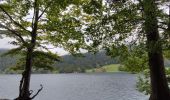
[{"x1": 0, "y1": 73, "x2": 149, "y2": 100}]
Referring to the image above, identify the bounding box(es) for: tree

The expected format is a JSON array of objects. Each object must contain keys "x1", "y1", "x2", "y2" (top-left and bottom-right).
[
  {"x1": 143, "y1": 0, "x2": 170, "y2": 99},
  {"x1": 0, "y1": 0, "x2": 79, "y2": 99},
  {"x1": 82, "y1": 0, "x2": 170, "y2": 100},
  {"x1": 0, "y1": 0, "x2": 46, "y2": 99},
  {"x1": 143, "y1": 0, "x2": 170, "y2": 100},
  {"x1": 45, "y1": 2, "x2": 87, "y2": 55},
  {"x1": 120, "y1": 45, "x2": 148, "y2": 73}
]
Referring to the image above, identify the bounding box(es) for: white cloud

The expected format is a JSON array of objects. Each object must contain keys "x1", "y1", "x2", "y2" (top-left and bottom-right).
[{"x1": 0, "y1": 37, "x2": 16, "y2": 49}]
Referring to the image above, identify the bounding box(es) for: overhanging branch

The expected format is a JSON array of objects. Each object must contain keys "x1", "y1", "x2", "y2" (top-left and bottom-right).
[
  {"x1": 38, "y1": 1, "x2": 53, "y2": 20},
  {"x1": 0, "y1": 23, "x2": 26, "y2": 44},
  {"x1": 0, "y1": 5, "x2": 31, "y2": 34},
  {"x1": 30, "y1": 84, "x2": 43, "y2": 99}
]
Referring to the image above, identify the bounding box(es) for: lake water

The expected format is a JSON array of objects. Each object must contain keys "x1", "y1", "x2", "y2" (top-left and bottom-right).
[{"x1": 0, "y1": 72, "x2": 148, "y2": 100}]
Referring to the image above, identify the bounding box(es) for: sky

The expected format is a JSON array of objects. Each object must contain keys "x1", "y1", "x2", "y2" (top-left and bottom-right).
[
  {"x1": 0, "y1": 38, "x2": 69, "y2": 56},
  {"x1": 0, "y1": 37, "x2": 15, "y2": 49}
]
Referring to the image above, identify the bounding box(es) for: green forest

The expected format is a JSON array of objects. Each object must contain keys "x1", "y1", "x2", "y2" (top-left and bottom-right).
[
  {"x1": 0, "y1": 49, "x2": 118, "y2": 73},
  {"x1": 0, "y1": 0, "x2": 170, "y2": 100}
]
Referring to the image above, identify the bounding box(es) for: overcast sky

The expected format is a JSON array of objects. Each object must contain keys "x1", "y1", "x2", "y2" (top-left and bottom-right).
[
  {"x1": 0, "y1": 38, "x2": 69, "y2": 56},
  {"x1": 0, "y1": 38, "x2": 15, "y2": 49}
]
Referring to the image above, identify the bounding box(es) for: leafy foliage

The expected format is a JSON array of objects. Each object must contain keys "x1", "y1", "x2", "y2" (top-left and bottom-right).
[
  {"x1": 0, "y1": 0, "x2": 89, "y2": 72},
  {"x1": 120, "y1": 45, "x2": 148, "y2": 73},
  {"x1": 136, "y1": 69, "x2": 151, "y2": 95},
  {"x1": 80, "y1": 0, "x2": 170, "y2": 96}
]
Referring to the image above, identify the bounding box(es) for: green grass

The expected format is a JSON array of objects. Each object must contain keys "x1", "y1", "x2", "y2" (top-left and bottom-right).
[
  {"x1": 86, "y1": 64, "x2": 120, "y2": 73},
  {"x1": 102, "y1": 64, "x2": 120, "y2": 72}
]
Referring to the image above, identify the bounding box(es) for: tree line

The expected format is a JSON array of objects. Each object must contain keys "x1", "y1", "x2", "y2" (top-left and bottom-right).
[{"x1": 0, "y1": 49, "x2": 118, "y2": 73}]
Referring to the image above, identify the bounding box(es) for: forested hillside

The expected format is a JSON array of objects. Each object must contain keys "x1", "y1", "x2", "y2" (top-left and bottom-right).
[
  {"x1": 55, "y1": 51, "x2": 118, "y2": 73},
  {"x1": 0, "y1": 49, "x2": 118, "y2": 73},
  {"x1": 0, "y1": 49, "x2": 17, "y2": 73}
]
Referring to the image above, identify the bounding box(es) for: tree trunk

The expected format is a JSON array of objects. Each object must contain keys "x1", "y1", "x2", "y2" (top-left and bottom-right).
[
  {"x1": 143, "y1": 0, "x2": 170, "y2": 100},
  {"x1": 15, "y1": 48, "x2": 33, "y2": 100},
  {"x1": 15, "y1": 0, "x2": 39, "y2": 99}
]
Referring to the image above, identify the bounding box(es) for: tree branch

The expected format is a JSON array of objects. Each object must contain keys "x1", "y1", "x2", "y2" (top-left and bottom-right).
[
  {"x1": 0, "y1": 5, "x2": 31, "y2": 34},
  {"x1": 0, "y1": 23, "x2": 26, "y2": 44},
  {"x1": 38, "y1": 6, "x2": 48, "y2": 20},
  {"x1": 38, "y1": 1, "x2": 53, "y2": 20},
  {"x1": 168, "y1": 5, "x2": 170, "y2": 32},
  {"x1": 31, "y1": 84, "x2": 43, "y2": 99},
  {"x1": 31, "y1": 0, "x2": 39, "y2": 45},
  {"x1": 159, "y1": 21, "x2": 168, "y2": 25},
  {"x1": 32, "y1": 9, "x2": 35, "y2": 29},
  {"x1": 19, "y1": 71, "x2": 25, "y2": 97},
  {"x1": 158, "y1": 26, "x2": 167, "y2": 30}
]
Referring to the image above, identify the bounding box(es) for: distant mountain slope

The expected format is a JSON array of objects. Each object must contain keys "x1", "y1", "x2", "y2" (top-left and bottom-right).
[
  {"x1": 55, "y1": 51, "x2": 118, "y2": 72},
  {"x1": 0, "y1": 49, "x2": 118, "y2": 73},
  {"x1": 0, "y1": 49, "x2": 17, "y2": 72}
]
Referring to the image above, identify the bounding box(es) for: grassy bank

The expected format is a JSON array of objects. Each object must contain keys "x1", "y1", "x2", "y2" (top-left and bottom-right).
[{"x1": 86, "y1": 64, "x2": 120, "y2": 73}]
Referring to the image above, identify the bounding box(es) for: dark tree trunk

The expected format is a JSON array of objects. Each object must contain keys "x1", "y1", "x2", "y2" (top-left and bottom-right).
[
  {"x1": 15, "y1": 48, "x2": 33, "y2": 100},
  {"x1": 148, "y1": 52, "x2": 170, "y2": 100},
  {"x1": 15, "y1": 0, "x2": 40, "y2": 100},
  {"x1": 143, "y1": 0, "x2": 170, "y2": 100}
]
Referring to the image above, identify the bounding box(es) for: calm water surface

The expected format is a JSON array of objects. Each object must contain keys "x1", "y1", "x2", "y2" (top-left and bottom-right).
[{"x1": 0, "y1": 72, "x2": 148, "y2": 100}]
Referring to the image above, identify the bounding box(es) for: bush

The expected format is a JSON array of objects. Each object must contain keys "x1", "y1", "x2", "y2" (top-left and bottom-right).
[{"x1": 136, "y1": 68, "x2": 170, "y2": 95}]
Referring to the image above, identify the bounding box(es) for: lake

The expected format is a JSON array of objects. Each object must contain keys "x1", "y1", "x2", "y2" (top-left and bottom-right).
[{"x1": 0, "y1": 72, "x2": 148, "y2": 100}]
